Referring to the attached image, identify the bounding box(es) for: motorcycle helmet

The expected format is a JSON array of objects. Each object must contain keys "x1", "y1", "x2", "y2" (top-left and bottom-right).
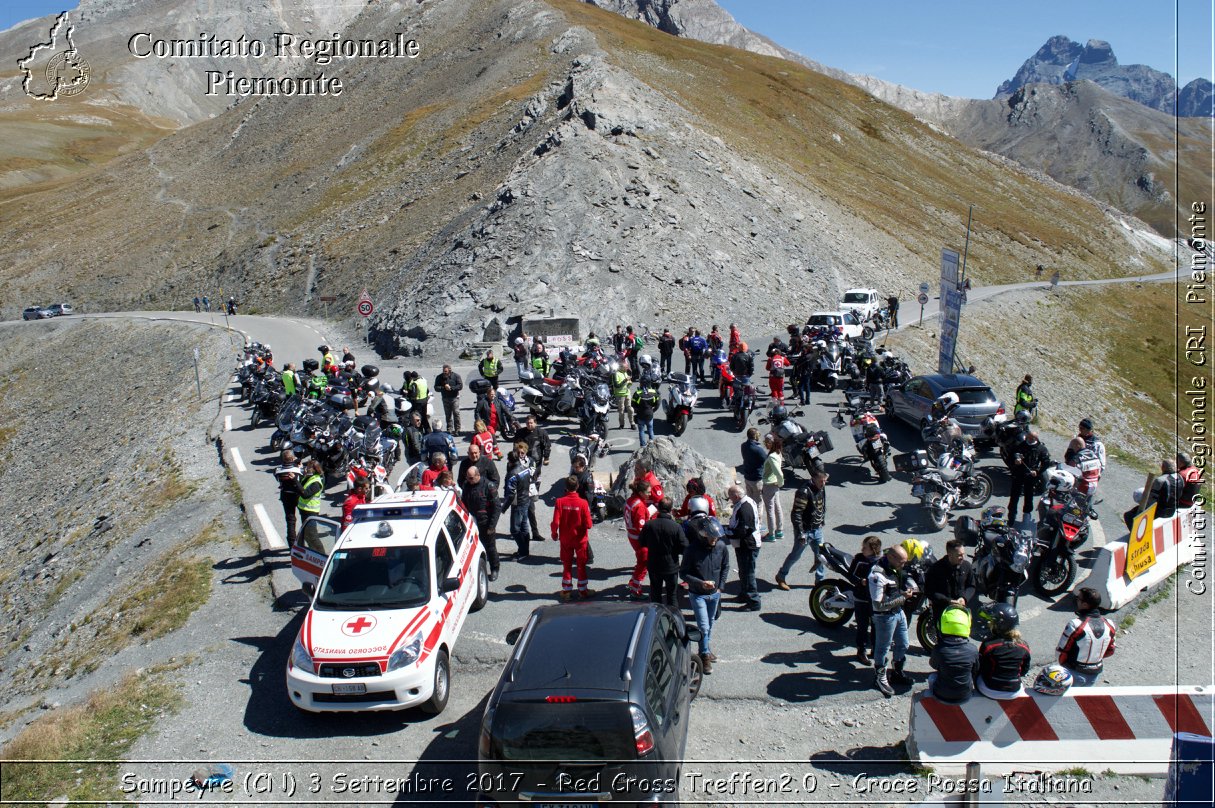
[
  {"x1": 318, "y1": 344, "x2": 330, "y2": 354},
  {"x1": 770, "y1": 404, "x2": 788, "y2": 422},
  {"x1": 981, "y1": 603, "x2": 1019, "y2": 636},
  {"x1": 980, "y1": 505, "x2": 1009, "y2": 532},
  {"x1": 931, "y1": 391, "x2": 961, "y2": 419},
  {"x1": 687, "y1": 496, "x2": 711, "y2": 516},
  {"x1": 302, "y1": 358, "x2": 320, "y2": 373},
  {"x1": 586, "y1": 337, "x2": 600, "y2": 348},
  {"x1": 639, "y1": 354, "x2": 653, "y2": 367},
  {"x1": 361, "y1": 364, "x2": 380, "y2": 379},
  {"x1": 1014, "y1": 409, "x2": 1031, "y2": 425},
  {"x1": 900, "y1": 538, "x2": 925, "y2": 563},
  {"x1": 939, "y1": 606, "x2": 971, "y2": 638},
  {"x1": 514, "y1": 337, "x2": 524, "y2": 346},
  {"x1": 1034, "y1": 664, "x2": 1073, "y2": 696},
  {"x1": 1044, "y1": 467, "x2": 1075, "y2": 494},
  {"x1": 364, "y1": 377, "x2": 381, "y2": 392}
]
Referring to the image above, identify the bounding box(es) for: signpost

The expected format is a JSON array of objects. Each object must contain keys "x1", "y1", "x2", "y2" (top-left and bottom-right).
[
  {"x1": 938, "y1": 248, "x2": 962, "y2": 373},
  {"x1": 1126, "y1": 503, "x2": 1159, "y2": 581},
  {"x1": 192, "y1": 346, "x2": 202, "y2": 401},
  {"x1": 318, "y1": 294, "x2": 336, "y2": 319},
  {"x1": 917, "y1": 291, "x2": 929, "y2": 327},
  {"x1": 357, "y1": 290, "x2": 374, "y2": 346}
]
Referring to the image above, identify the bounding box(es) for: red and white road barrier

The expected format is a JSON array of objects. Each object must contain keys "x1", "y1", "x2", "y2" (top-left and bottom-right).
[
  {"x1": 1089, "y1": 507, "x2": 1206, "y2": 611},
  {"x1": 908, "y1": 686, "x2": 1214, "y2": 776}
]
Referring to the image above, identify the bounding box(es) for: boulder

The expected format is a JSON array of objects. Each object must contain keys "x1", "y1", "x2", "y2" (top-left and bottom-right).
[{"x1": 606, "y1": 436, "x2": 736, "y2": 516}]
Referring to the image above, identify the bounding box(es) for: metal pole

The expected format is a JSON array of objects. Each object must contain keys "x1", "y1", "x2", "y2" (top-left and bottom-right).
[
  {"x1": 962, "y1": 761, "x2": 982, "y2": 808},
  {"x1": 919, "y1": 303, "x2": 925, "y2": 328},
  {"x1": 960, "y1": 204, "x2": 973, "y2": 287},
  {"x1": 193, "y1": 347, "x2": 203, "y2": 401}
]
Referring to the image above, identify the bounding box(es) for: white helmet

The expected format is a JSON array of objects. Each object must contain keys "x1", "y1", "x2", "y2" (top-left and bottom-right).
[
  {"x1": 1034, "y1": 664, "x2": 1073, "y2": 696},
  {"x1": 687, "y1": 496, "x2": 711, "y2": 516},
  {"x1": 1045, "y1": 467, "x2": 1075, "y2": 494},
  {"x1": 514, "y1": 337, "x2": 524, "y2": 346},
  {"x1": 639, "y1": 354, "x2": 654, "y2": 367}
]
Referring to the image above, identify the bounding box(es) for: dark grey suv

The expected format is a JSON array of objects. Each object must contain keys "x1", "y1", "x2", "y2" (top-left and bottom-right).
[
  {"x1": 887, "y1": 373, "x2": 1006, "y2": 441},
  {"x1": 476, "y1": 602, "x2": 702, "y2": 807}
]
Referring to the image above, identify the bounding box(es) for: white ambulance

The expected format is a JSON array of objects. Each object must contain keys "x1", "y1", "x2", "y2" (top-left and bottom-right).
[{"x1": 286, "y1": 489, "x2": 489, "y2": 714}]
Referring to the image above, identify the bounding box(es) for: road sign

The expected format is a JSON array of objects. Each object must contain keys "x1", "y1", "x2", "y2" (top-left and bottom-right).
[
  {"x1": 918, "y1": 281, "x2": 930, "y2": 295},
  {"x1": 916, "y1": 292, "x2": 929, "y2": 306},
  {"x1": 318, "y1": 295, "x2": 337, "y2": 303},
  {"x1": 357, "y1": 300, "x2": 374, "y2": 317},
  {"x1": 938, "y1": 248, "x2": 962, "y2": 373}
]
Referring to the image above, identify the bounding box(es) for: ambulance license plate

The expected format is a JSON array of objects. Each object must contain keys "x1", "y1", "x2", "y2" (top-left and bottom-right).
[{"x1": 332, "y1": 683, "x2": 367, "y2": 695}]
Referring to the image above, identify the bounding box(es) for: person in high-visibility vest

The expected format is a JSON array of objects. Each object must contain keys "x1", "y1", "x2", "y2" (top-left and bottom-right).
[
  {"x1": 297, "y1": 460, "x2": 326, "y2": 526},
  {"x1": 479, "y1": 350, "x2": 502, "y2": 391},
  {"x1": 280, "y1": 363, "x2": 297, "y2": 396},
  {"x1": 406, "y1": 371, "x2": 430, "y2": 433},
  {"x1": 611, "y1": 366, "x2": 634, "y2": 429}
]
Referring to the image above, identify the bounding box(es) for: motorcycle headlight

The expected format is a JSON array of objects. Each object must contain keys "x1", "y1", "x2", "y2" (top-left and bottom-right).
[
  {"x1": 291, "y1": 637, "x2": 313, "y2": 671},
  {"x1": 387, "y1": 632, "x2": 424, "y2": 672}
]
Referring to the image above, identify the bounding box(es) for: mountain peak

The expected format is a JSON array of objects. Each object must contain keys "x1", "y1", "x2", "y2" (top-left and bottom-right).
[{"x1": 1079, "y1": 39, "x2": 1116, "y2": 66}]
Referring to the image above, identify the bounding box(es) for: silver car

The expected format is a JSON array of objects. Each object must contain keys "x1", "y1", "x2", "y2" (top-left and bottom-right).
[
  {"x1": 46, "y1": 303, "x2": 73, "y2": 316},
  {"x1": 887, "y1": 373, "x2": 1006, "y2": 442}
]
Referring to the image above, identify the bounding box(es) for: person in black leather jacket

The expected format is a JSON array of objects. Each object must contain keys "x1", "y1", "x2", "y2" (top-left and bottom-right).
[
  {"x1": 977, "y1": 604, "x2": 1032, "y2": 700},
  {"x1": 924, "y1": 539, "x2": 977, "y2": 627},
  {"x1": 847, "y1": 535, "x2": 882, "y2": 663},
  {"x1": 1008, "y1": 430, "x2": 1051, "y2": 515}
]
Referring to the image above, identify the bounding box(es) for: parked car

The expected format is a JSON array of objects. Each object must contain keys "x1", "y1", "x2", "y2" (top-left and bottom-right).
[
  {"x1": 807, "y1": 310, "x2": 874, "y2": 341},
  {"x1": 285, "y1": 489, "x2": 489, "y2": 714},
  {"x1": 46, "y1": 303, "x2": 73, "y2": 316},
  {"x1": 477, "y1": 602, "x2": 702, "y2": 806},
  {"x1": 22, "y1": 306, "x2": 52, "y2": 320},
  {"x1": 886, "y1": 373, "x2": 1006, "y2": 444},
  {"x1": 838, "y1": 287, "x2": 882, "y2": 320}
]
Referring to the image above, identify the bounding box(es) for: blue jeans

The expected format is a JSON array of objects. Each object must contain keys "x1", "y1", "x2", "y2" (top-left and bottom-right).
[
  {"x1": 1065, "y1": 667, "x2": 1101, "y2": 687},
  {"x1": 692, "y1": 353, "x2": 706, "y2": 381},
  {"x1": 777, "y1": 527, "x2": 824, "y2": 581},
  {"x1": 735, "y1": 546, "x2": 760, "y2": 605},
  {"x1": 796, "y1": 374, "x2": 812, "y2": 405},
  {"x1": 872, "y1": 610, "x2": 909, "y2": 669},
  {"x1": 510, "y1": 502, "x2": 531, "y2": 552},
  {"x1": 637, "y1": 417, "x2": 655, "y2": 447},
  {"x1": 689, "y1": 590, "x2": 721, "y2": 656}
]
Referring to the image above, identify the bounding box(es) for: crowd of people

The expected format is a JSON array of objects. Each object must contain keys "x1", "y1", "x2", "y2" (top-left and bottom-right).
[{"x1": 261, "y1": 318, "x2": 1200, "y2": 696}]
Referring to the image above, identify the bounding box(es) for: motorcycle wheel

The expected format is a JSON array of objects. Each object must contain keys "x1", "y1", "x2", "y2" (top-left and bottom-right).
[
  {"x1": 673, "y1": 412, "x2": 688, "y2": 436},
  {"x1": 734, "y1": 407, "x2": 746, "y2": 432},
  {"x1": 1033, "y1": 553, "x2": 1077, "y2": 598},
  {"x1": 927, "y1": 497, "x2": 949, "y2": 530},
  {"x1": 808, "y1": 579, "x2": 854, "y2": 627},
  {"x1": 959, "y1": 472, "x2": 993, "y2": 508},
  {"x1": 270, "y1": 431, "x2": 284, "y2": 452},
  {"x1": 870, "y1": 449, "x2": 891, "y2": 483},
  {"x1": 916, "y1": 611, "x2": 938, "y2": 652},
  {"x1": 861, "y1": 326, "x2": 875, "y2": 340}
]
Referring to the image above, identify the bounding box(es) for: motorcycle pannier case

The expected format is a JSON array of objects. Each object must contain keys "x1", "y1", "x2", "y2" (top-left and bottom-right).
[
  {"x1": 469, "y1": 378, "x2": 493, "y2": 395},
  {"x1": 812, "y1": 430, "x2": 834, "y2": 453},
  {"x1": 893, "y1": 449, "x2": 930, "y2": 474}
]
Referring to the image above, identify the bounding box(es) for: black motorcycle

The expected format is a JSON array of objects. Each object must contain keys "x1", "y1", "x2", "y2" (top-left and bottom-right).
[
  {"x1": 1030, "y1": 488, "x2": 1095, "y2": 597},
  {"x1": 757, "y1": 406, "x2": 833, "y2": 476},
  {"x1": 807, "y1": 542, "x2": 937, "y2": 651},
  {"x1": 732, "y1": 375, "x2": 758, "y2": 431},
  {"x1": 955, "y1": 517, "x2": 1031, "y2": 606}
]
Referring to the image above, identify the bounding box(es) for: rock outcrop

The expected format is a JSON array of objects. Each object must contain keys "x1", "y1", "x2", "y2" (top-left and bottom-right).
[{"x1": 606, "y1": 436, "x2": 736, "y2": 515}]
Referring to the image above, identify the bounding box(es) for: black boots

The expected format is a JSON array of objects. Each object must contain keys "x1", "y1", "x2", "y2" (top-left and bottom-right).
[{"x1": 888, "y1": 659, "x2": 911, "y2": 686}]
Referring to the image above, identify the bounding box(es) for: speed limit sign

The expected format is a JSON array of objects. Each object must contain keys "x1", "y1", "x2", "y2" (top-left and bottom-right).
[{"x1": 358, "y1": 300, "x2": 374, "y2": 317}]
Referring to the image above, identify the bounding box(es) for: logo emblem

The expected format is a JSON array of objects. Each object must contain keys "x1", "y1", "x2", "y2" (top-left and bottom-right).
[
  {"x1": 18, "y1": 12, "x2": 90, "y2": 100},
  {"x1": 342, "y1": 615, "x2": 377, "y2": 636},
  {"x1": 341, "y1": 668, "x2": 356, "y2": 678}
]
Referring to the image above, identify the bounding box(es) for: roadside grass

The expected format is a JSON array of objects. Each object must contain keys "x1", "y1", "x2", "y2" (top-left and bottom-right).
[
  {"x1": 44, "y1": 523, "x2": 220, "y2": 679},
  {"x1": 0, "y1": 669, "x2": 182, "y2": 805},
  {"x1": 1117, "y1": 570, "x2": 1178, "y2": 632}
]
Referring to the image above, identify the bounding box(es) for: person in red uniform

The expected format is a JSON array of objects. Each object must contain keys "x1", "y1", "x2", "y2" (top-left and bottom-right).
[
  {"x1": 674, "y1": 477, "x2": 716, "y2": 518},
  {"x1": 341, "y1": 478, "x2": 369, "y2": 530},
  {"x1": 728, "y1": 323, "x2": 742, "y2": 355},
  {"x1": 551, "y1": 475, "x2": 594, "y2": 600},
  {"x1": 624, "y1": 480, "x2": 654, "y2": 598},
  {"x1": 633, "y1": 459, "x2": 664, "y2": 506},
  {"x1": 420, "y1": 453, "x2": 447, "y2": 490},
  {"x1": 766, "y1": 349, "x2": 790, "y2": 403}
]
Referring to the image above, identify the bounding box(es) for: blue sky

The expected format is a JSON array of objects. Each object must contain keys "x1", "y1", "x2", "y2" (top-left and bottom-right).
[
  {"x1": 4, "y1": 1, "x2": 1211, "y2": 98},
  {"x1": 717, "y1": 0, "x2": 1212, "y2": 98}
]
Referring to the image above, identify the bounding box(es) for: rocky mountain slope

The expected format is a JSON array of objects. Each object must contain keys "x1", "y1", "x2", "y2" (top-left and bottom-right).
[
  {"x1": 996, "y1": 35, "x2": 1213, "y2": 118},
  {"x1": 0, "y1": 0, "x2": 1170, "y2": 356}
]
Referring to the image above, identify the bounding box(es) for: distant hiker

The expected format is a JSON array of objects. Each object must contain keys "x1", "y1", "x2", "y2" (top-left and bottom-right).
[
  {"x1": 1035, "y1": 264, "x2": 1045, "y2": 279},
  {"x1": 202, "y1": 295, "x2": 210, "y2": 312},
  {"x1": 193, "y1": 296, "x2": 201, "y2": 312},
  {"x1": 1049, "y1": 270, "x2": 1061, "y2": 291},
  {"x1": 886, "y1": 295, "x2": 899, "y2": 328}
]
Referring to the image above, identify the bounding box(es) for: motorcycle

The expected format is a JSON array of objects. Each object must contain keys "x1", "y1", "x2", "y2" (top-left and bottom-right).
[
  {"x1": 955, "y1": 517, "x2": 1032, "y2": 605},
  {"x1": 578, "y1": 372, "x2": 612, "y2": 441},
  {"x1": 812, "y1": 340, "x2": 846, "y2": 391},
  {"x1": 921, "y1": 417, "x2": 965, "y2": 461},
  {"x1": 519, "y1": 369, "x2": 583, "y2": 420},
  {"x1": 732, "y1": 375, "x2": 758, "y2": 431},
  {"x1": 568, "y1": 432, "x2": 608, "y2": 468},
  {"x1": 1031, "y1": 474, "x2": 1095, "y2": 597},
  {"x1": 663, "y1": 372, "x2": 698, "y2": 436},
  {"x1": 758, "y1": 405, "x2": 833, "y2": 476},
  {"x1": 831, "y1": 395, "x2": 891, "y2": 482},
  {"x1": 710, "y1": 348, "x2": 729, "y2": 391},
  {"x1": 248, "y1": 372, "x2": 286, "y2": 429},
  {"x1": 896, "y1": 443, "x2": 992, "y2": 530},
  {"x1": 985, "y1": 413, "x2": 1029, "y2": 468}
]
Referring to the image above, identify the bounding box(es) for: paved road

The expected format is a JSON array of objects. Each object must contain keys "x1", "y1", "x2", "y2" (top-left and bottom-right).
[{"x1": 56, "y1": 306, "x2": 1175, "y2": 805}]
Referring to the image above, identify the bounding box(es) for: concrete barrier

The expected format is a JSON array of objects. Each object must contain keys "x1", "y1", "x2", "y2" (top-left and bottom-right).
[
  {"x1": 1089, "y1": 507, "x2": 1206, "y2": 611},
  {"x1": 908, "y1": 686, "x2": 1214, "y2": 776}
]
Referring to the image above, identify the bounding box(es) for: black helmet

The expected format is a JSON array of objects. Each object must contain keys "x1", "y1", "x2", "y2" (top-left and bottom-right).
[
  {"x1": 981, "y1": 505, "x2": 1009, "y2": 531},
  {"x1": 771, "y1": 404, "x2": 788, "y2": 422},
  {"x1": 302, "y1": 358, "x2": 320, "y2": 373},
  {"x1": 1015, "y1": 410, "x2": 1031, "y2": 425},
  {"x1": 361, "y1": 364, "x2": 380, "y2": 379},
  {"x1": 318, "y1": 344, "x2": 330, "y2": 354},
  {"x1": 982, "y1": 602, "x2": 1019, "y2": 635}
]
